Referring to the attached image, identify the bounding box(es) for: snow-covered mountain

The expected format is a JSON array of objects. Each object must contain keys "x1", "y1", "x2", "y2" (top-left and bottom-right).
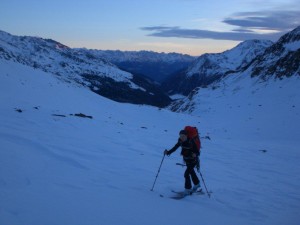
[
  {"x1": 170, "y1": 26, "x2": 300, "y2": 113},
  {"x1": 0, "y1": 30, "x2": 171, "y2": 107},
  {"x1": 75, "y1": 49, "x2": 195, "y2": 83},
  {"x1": 1, "y1": 52, "x2": 300, "y2": 225},
  {"x1": 162, "y1": 39, "x2": 273, "y2": 95},
  {"x1": 247, "y1": 26, "x2": 300, "y2": 79}
]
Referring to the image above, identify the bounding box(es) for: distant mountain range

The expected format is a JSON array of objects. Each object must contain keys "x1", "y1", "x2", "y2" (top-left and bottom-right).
[
  {"x1": 74, "y1": 49, "x2": 195, "y2": 83},
  {"x1": 0, "y1": 26, "x2": 299, "y2": 109}
]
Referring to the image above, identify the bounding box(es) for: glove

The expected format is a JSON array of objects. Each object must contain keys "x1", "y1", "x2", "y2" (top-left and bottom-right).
[{"x1": 164, "y1": 150, "x2": 170, "y2": 156}]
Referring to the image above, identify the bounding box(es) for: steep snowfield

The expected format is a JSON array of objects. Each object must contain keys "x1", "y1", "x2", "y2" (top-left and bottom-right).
[{"x1": 1, "y1": 59, "x2": 300, "y2": 225}]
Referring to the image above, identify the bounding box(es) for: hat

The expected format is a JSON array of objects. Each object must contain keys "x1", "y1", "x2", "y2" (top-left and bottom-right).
[{"x1": 179, "y1": 130, "x2": 187, "y2": 135}]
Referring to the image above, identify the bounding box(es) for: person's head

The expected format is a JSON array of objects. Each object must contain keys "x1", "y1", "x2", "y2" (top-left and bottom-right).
[{"x1": 179, "y1": 130, "x2": 188, "y2": 142}]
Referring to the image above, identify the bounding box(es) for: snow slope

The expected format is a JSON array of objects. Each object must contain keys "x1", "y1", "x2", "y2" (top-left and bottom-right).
[{"x1": 1, "y1": 59, "x2": 300, "y2": 225}]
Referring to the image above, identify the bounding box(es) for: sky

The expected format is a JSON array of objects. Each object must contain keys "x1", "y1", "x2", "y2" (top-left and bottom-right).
[{"x1": 0, "y1": 0, "x2": 299, "y2": 56}]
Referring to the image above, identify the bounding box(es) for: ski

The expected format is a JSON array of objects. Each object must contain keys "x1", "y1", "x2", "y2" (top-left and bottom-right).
[
  {"x1": 172, "y1": 189, "x2": 204, "y2": 194},
  {"x1": 170, "y1": 195, "x2": 186, "y2": 200},
  {"x1": 170, "y1": 189, "x2": 205, "y2": 200}
]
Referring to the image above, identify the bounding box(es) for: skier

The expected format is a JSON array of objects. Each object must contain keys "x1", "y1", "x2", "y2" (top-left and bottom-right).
[{"x1": 164, "y1": 129, "x2": 201, "y2": 196}]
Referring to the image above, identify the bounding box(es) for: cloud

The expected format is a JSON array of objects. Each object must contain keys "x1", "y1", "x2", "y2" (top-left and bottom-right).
[
  {"x1": 141, "y1": 10, "x2": 300, "y2": 41},
  {"x1": 140, "y1": 26, "x2": 180, "y2": 31},
  {"x1": 223, "y1": 10, "x2": 300, "y2": 31},
  {"x1": 141, "y1": 26, "x2": 286, "y2": 41}
]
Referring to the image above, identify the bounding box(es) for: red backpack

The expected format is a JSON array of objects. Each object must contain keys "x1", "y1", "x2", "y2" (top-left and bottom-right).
[{"x1": 184, "y1": 126, "x2": 201, "y2": 152}]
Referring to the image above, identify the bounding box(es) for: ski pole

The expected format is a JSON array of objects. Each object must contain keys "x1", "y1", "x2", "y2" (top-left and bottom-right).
[
  {"x1": 199, "y1": 171, "x2": 211, "y2": 198},
  {"x1": 150, "y1": 153, "x2": 166, "y2": 191}
]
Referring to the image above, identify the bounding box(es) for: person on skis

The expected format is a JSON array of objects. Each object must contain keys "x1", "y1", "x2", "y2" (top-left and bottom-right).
[{"x1": 164, "y1": 129, "x2": 201, "y2": 195}]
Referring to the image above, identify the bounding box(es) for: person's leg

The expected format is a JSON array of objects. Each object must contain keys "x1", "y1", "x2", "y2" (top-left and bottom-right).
[
  {"x1": 184, "y1": 167, "x2": 192, "y2": 189},
  {"x1": 190, "y1": 167, "x2": 200, "y2": 185}
]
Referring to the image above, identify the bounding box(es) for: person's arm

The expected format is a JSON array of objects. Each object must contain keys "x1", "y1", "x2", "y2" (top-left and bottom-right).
[{"x1": 165, "y1": 139, "x2": 181, "y2": 155}]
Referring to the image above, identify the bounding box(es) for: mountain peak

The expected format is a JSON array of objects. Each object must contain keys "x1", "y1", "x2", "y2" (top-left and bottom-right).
[
  {"x1": 248, "y1": 26, "x2": 300, "y2": 79},
  {"x1": 277, "y1": 26, "x2": 300, "y2": 45}
]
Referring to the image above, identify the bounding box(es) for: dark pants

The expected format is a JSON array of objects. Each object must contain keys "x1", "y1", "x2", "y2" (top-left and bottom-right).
[{"x1": 184, "y1": 163, "x2": 200, "y2": 189}]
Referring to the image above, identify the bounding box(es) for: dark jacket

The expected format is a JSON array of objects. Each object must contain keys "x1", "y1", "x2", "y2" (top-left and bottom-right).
[{"x1": 168, "y1": 138, "x2": 199, "y2": 163}]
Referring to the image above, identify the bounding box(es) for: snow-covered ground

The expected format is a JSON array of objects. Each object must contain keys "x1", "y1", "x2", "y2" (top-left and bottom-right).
[{"x1": 1, "y1": 59, "x2": 299, "y2": 225}]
